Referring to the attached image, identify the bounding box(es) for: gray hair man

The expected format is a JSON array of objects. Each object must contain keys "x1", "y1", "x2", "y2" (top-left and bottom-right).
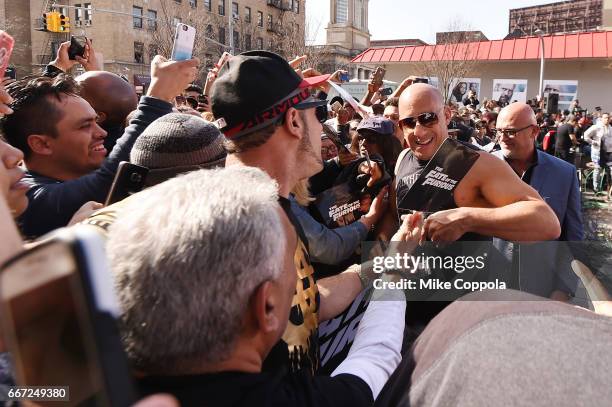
[{"x1": 107, "y1": 166, "x2": 407, "y2": 406}]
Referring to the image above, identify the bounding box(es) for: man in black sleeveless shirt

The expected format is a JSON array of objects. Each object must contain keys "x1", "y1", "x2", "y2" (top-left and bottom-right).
[
  {"x1": 377, "y1": 84, "x2": 561, "y2": 324},
  {"x1": 382, "y1": 84, "x2": 560, "y2": 245}
]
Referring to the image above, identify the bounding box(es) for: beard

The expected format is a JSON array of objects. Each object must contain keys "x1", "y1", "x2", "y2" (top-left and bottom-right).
[{"x1": 297, "y1": 120, "x2": 323, "y2": 176}]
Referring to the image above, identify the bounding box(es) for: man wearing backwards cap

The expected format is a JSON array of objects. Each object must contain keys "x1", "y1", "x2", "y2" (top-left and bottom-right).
[{"x1": 211, "y1": 51, "x2": 388, "y2": 376}]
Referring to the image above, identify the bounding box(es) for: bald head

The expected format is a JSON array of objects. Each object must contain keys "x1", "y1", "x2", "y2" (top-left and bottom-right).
[
  {"x1": 398, "y1": 83, "x2": 451, "y2": 161},
  {"x1": 497, "y1": 102, "x2": 539, "y2": 161},
  {"x1": 76, "y1": 71, "x2": 138, "y2": 127},
  {"x1": 399, "y1": 83, "x2": 444, "y2": 113},
  {"x1": 497, "y1": 102, "x2": 537, "y2": 128}
]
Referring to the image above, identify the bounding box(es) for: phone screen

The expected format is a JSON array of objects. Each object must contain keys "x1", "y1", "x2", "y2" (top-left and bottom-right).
[{"x1": 0, "y1": 241, "x2": 109, "y2": 406}]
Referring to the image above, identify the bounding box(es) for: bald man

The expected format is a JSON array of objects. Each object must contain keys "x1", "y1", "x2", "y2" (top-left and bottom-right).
[
  {"x1": 493, "y1": 102, "x2": 583, "y2": 301},
  {"x1": 76, "y1": 71, "x2": 138, "y2": 153},
  {"x1": 385, "y1": 84, "x2": 560, "y2": 244}
]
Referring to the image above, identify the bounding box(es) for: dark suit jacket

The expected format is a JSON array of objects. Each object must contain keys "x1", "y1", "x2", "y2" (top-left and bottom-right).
[{"x1": 492, "y1": 149, "x2": 584, "y2": 297}]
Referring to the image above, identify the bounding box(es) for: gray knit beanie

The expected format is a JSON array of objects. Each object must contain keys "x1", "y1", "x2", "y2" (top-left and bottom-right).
[{"x1": 131, "y1": 113, "x2": 226, "y2": 169}]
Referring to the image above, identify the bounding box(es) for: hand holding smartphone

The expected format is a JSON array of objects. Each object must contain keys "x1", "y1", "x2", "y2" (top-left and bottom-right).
[
  {"x1": 0, "y1": 227, "x2": 136, "y2": 406},
  {"x1": 68, "y1": 36, "x2": 87, "y2": 60}
]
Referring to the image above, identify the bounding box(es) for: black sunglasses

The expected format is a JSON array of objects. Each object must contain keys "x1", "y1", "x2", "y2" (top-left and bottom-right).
[
  {"x1": 294, "y1": 99, "x2": 328, "y2": 124},
  {"x1": 398, "y1": 112, "x2": 439, "y2": 130},
  {"x1": 494, "y1": 124, "x2": 534, "y2": 137}
]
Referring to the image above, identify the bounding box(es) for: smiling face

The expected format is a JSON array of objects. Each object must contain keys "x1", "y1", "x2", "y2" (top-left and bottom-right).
[
  {"x1": 398, "y1": 84, "x2": 451, "y2": 161},
  {"x1": 37, "y1": 95, "x2": 108, "y2": 180}
]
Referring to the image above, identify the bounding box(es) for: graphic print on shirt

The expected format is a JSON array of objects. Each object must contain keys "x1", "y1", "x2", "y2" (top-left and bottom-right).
[{"x1": 282, "y1": 237, "x2": 320, "y2": 373}]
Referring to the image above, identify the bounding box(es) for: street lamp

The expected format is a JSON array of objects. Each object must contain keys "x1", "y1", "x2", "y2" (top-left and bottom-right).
[{"x1": 535, "y1": 28, "x2": 545, "y2": 101}]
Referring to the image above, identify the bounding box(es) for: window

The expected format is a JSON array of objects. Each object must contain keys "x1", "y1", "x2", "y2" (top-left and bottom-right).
[
  {"x1": 132, "y1": 6, "x2": 143, "y2": 29},
  {"x1": 244, "y1": 34, "x2": 251, "y2": 50},
  {"x1": 148, "y1": 44, "x2": 158, "y2": 61},
  {"x1": 84, "y1": 3, "x2": 92, "y2": 21},
  {"x1": 232, "y1": 2, "x2": 239, "y2": 19},
  {"x1": 134, "y1": 42, "x2": 144, "y2": 63},
  {"x1": 205, "y1": 24, "x2": 214, "y2": 38},
  {"x1": 267, "y1": 14, "x2": 273, "y2": 30},
  {"x1": 204, "y1": 0, "x2": 211, "y2": 11},
  {"x1": 189, "y1": 0, "x2": 197, "y2": 7},
  {"x1": 336, "y1": 0, "x2": 348, "y2": 23},
  {"x1": 219, "y1": 0, "x2": 225, "y2": 15},
  {"x1": 219, "y1": 26, "x2": 226, "y2": 44},
  {"x1": 75, "y1": 3, "x2": 83, "y2": 21},
  {"x1": 233, "y1": 30, "x2": 240, "y2": 49},
  {"x1": 245, "y1": 7, "x2": 251, "y2": 23},
  {"x1": 256, "y1": 37, "x2": 263, "y2": 49},
  {"x1": 293, "y1": 0, "x2": 300, "y2": 14},
  {"x1": 147, "y1": 10, "x2": 157, "y2": 31},
  {"x1": 257, "y1": 11, "x2": 263, "y2": 27}
]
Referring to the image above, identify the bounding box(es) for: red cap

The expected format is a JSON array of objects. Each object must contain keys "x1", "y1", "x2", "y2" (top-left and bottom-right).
[{"x1": 299, "y1": 74, "x2": 331, "y2": 88}]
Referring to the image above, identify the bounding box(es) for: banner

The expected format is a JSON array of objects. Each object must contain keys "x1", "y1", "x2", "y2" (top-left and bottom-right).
[
  {"x1": 449, "y1": 78, "x2": 481, "y2": 104},
  {"x1": 492, "y1": 79, "x2": 528, "y2": 105},
  {"x1": 544, "y1": 80, "x2": 578, "y2": 112}
]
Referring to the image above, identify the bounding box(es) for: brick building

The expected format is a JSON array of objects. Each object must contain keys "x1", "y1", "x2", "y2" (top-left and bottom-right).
[
  {"x1": 508, "y1": 0, "x2": 612, "y2": 36},
  {"x1": 1, "y1": 0, "x2": 305, "y2": 87}
]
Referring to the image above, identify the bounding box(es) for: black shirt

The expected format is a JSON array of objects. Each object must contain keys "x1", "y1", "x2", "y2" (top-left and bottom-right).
[
  {"x1": 555, "y1": 123, "x2": 575, "y2": 152},
  {"x1": 262, "y1": 198, "x2": 320, "y2": 375},
  {"x1": 137, "y1": 370, "x2": 373, "y2": 407}
]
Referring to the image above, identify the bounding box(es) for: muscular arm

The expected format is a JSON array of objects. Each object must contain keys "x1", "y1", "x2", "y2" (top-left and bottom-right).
[
  {"x1": 465, "y1": 154, "x2": 561, "y2": 241},
  {"x1": 426, "y1": 153, "x2": 561, "y2": 242},
  {"x1": 317, "y1": 269, "x2": 363, "y2": 322}
]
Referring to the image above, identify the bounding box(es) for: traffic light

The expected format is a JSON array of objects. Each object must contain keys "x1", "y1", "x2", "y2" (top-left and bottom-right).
[
  {"x1": 59, "y1": 14, "x2": 70, "y2": 32},
  {"x1": 41, "y1": 12, "x2": 60, "y2": 32}
]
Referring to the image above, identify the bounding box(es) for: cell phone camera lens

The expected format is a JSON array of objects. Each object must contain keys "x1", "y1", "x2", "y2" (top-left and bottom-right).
[{"x1": 183, "y1": 25, "x2": 188, "y2": 31}]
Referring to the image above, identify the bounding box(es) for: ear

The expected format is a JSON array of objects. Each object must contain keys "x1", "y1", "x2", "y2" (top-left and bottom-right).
[
  {"x1": 252, "y1": 281, "x2": 281, "y2": 334},
  {"x1": 27, "y1": 134, "x2": 54, "y2": 156},
  {"x1": 443, "y1": 105, "x2": 452, "y2": 125},
  {"x1": 283, "y1": 108, "x2": 304, "y2": 141},
  {"x1": 96, "y1": 111, "x2": 107, "y2": 125}
]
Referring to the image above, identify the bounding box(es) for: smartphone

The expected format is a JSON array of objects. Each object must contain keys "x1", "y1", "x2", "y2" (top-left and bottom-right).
[
  {"x1": 68, "y1": 36, "x2": 87, "y2": 60},
  {"x1": 171, "y1": 23, "x2": 196, "y2": 61},
  {"x1": 363, "y1": 150, "x2": 372, "y2": 172},
  {"x1": 372, "y1": 67, "x2": 386, "y2": 87},
  {"x1": 0, "y1": 226, "x2": 136, "y2": 406},
  {"x1": 339, "y1": 72, "x2": 350, "y2": 82},
  {"x1": 413, "y1": 77, "x2": 429, "y2": 84},
  {"x1": 0, "y1": 30, "x2": 15, "y2": 80},
  {"x1": 331, "y1": 101, "x2": 343, "y2": 113},
  {"x1": 380, "y1": 87, "x2": 393, "y2": 96},
  {"x1": 104, "y1": 162, "x2": 149, "y2": 206},
  {"x1": 214, "y1": 52, "x2": 232, "y2": 72}
]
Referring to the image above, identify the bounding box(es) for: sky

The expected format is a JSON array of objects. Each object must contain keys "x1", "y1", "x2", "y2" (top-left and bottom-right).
[{"x1": 306, "y1": 0, "x2": 563, "y2": 45}]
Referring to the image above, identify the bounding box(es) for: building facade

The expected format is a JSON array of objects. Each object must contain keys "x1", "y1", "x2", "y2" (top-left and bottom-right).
[
  {"x1": 2, "y1": 0, "x2": 305, "y2": 86},
  {"x1": 322, "y1": 0, "x2": 372, "y2": 79},
  {"x1": 508, "y1": 0, "x2": 612, "y2": 36}
]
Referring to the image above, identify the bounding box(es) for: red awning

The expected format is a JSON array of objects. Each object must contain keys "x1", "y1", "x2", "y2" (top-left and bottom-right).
[{"x1": 351, "y1": 30, "x2": 612, "y2": 63}]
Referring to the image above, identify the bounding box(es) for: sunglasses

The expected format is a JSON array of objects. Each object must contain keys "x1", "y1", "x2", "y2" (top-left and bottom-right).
[
  {"x1": 398, "y1": 112, "x2": 439, "y2": 130},
  {"x1": 293, "y1": 98, "x2": 328, "y2": 124},
  {"x1": 494, "y1": 124, "x2": 534, "y2": 137}
]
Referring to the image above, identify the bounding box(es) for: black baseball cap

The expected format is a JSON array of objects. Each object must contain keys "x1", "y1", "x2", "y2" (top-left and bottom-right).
[{"x1": 211, "y1": 51, "x2": 329, "y2": 139}]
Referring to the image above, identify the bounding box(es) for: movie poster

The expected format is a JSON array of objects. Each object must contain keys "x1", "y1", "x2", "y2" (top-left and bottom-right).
[
  {"x1": 543, "y1": 80, "x2": 579, "y2": 112},
  {"x1": 492, "y1": 79, "x2": 528, "y2": 106},
  {"x1": 449, "y1": 78, "x2": 481, "y2": 104}
]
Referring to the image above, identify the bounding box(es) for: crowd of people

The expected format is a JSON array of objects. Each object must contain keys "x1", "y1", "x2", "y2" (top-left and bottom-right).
[{"x1": 0, "y1": 36, "x2": 611, "y2": 407}]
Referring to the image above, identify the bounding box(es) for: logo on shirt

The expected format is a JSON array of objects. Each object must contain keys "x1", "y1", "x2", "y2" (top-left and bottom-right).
[{"x1": 420, "y1": 166, "x2": 459, "y2": 191}]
